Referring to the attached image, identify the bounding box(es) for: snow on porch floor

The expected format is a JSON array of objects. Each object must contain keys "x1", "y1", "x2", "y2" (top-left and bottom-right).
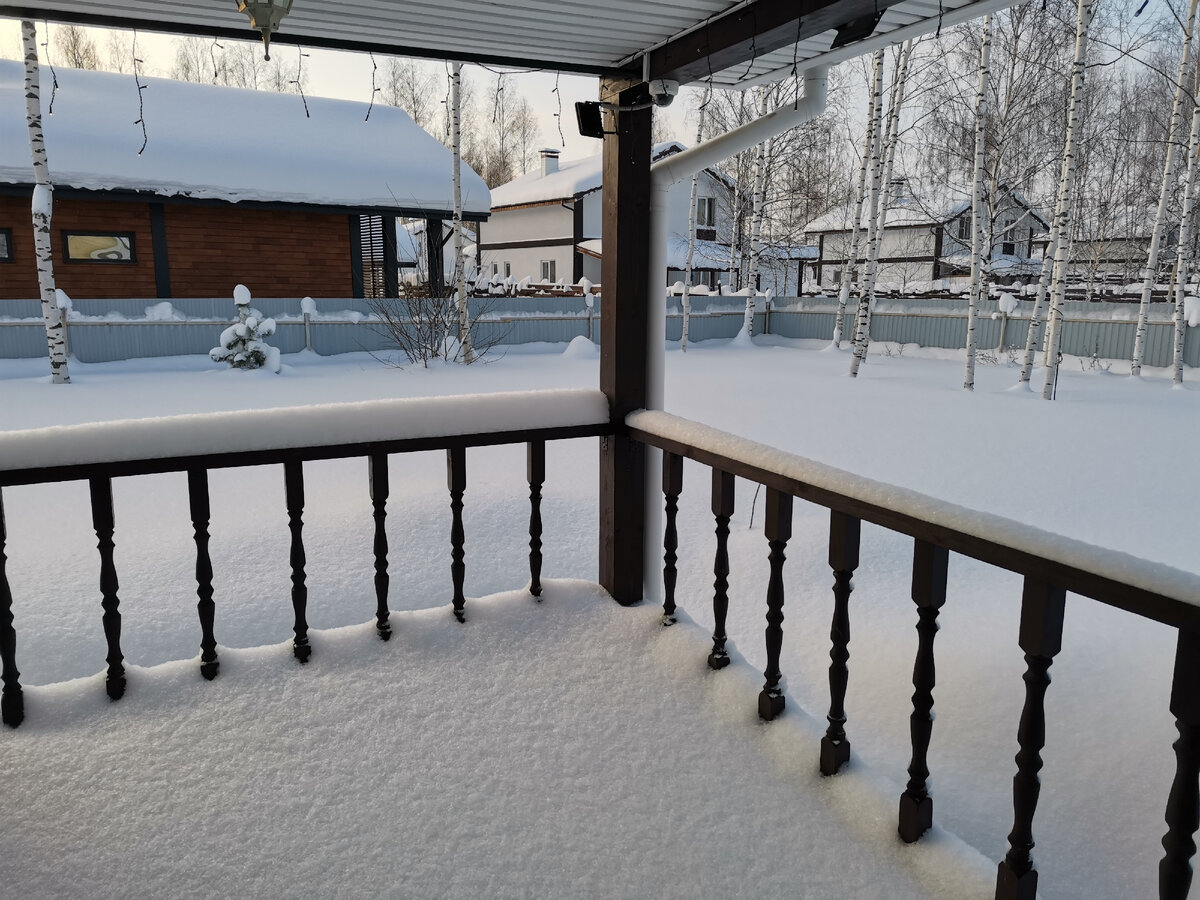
[{"x1": 0, "y1": 580, "x2": 995, "y2": 900}]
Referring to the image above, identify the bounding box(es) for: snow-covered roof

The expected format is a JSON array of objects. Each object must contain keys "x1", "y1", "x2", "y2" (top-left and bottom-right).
[
  {"x1": 805, "y1": 189, "x2": 1048, "y2": 235},
  {"x1": 0, "y1": 60, "x2": 490, "y2": 217},
  {"x1": 577, "y1": 236, "x2": 815, "y2": 271},
  {"x1": 491, "y1": 141, "x2": 732, "y2": 209}
]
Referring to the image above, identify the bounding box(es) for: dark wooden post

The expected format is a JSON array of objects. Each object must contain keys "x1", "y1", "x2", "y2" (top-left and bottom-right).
[
  {"x1": 661, "y1": 451, "x2": 683, "y2": 625},
  {"x1": 996, "y1": 577, "x2": 1066, "y2": 900},
  {"x1": 899, "y1": 539, "x2": 949, "y2": 842},
  {"x1": 187, "y1": 469, "x2": 219, "y2": 680},
  {"x1": 821, "y1": 511, "x2": 860, "y2": 775},
  {"x1": 425, "y1": 216, "x2": 444, "y2": 299},
  {"x1": 598, "y1": 76, "x2": 651, "y2": 607},
  {"x1": 0, "y1": 488, "x2": 23, "y2": 727},
  {"x1": 1160, "y1": 627, "x2": 1200, "y2": 899},
  {"x1": 90, "y1": 477, "x2": 126, "y2": 699},
  {"x1": 369, "y1": 453, "x2": 392, "y2": 640},
  {"x1": 447, "y1": 447, "x2": 467, "y2": 622},
  {"x1": 708, "y1": 469, "x2": 735, "y2": 670},
  {"x1": 527, "y1": 440, "x2": 545, "y2": 599},
  {"x1": 284, "y1": 461, "x2": 311, "y2": 663},
  {"x1": 759, "y1": 488, "x2": 793, "y2": 721}
]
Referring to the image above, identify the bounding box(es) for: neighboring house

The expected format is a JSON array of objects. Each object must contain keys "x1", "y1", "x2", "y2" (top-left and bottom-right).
[
  {"x1": 396, "y1": 218, "x2": 478, "y2": 287},
  {"x1": 0, "y1": 61, "x2": 489, "y2": 303},
  {"x1": 805, "y1": 181, "x2": 1049, "y2": 289},
  {"x1": 479, "y1": 142, "x2": 737, "y2": 288}
]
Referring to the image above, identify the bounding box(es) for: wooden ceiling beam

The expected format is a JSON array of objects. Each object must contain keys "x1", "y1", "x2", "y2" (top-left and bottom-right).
[{"x1": 647, "y1": 0, "x2": 911, "y2": 85}]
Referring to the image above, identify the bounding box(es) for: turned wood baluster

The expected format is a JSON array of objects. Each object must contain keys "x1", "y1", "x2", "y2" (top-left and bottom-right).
[
  {"x1": 708, "y1": 469, "x2": 735, "y2": 670},
  {"x1": 1160, "y1": 627, "x2": 1200, "y2": 900},
  {"x1": 0, "y1": 488, "x2": 23, "y2": 727},
  {"x1": 821, "y1": 511, "x2": 860, "y2": 776},
  {"x1": 527, "y1": 441, "x2": 545, "y2": 600},
  {"x1": 448, "y1": 447, "x2": 467, "y2": 622},
  {"x1": 661, "y1": 451, "x2": 683, "y2": 626},
  {"x1": 369, "y1": 453, "x2": 392, "y2": 641},
  {"x1": 758, "y1": 488, "x2": 792, "y2": 721},
  {"x1": 90, "y1": 477, "x2": 126, "y2": 700},
  {"x1": 187, "y1": 469, "x2": 219, "y2": 680},
  {"x1": 995, "y1": 577, "x2": 1066, "y2": 900},
  {"x1": 899, "y1": 540, "x2": 949, "y2": 843},
  {"x1": 284, "y1": 461, "x2": 311, "y2": 662}
]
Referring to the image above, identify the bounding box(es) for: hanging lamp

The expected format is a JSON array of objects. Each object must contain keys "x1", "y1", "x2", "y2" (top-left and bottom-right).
[{"x1": 236, "y1": 0, "x2": 294, "y2": 60}]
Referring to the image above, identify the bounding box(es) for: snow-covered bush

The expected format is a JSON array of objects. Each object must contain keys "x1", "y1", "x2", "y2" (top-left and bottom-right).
[{"x1": 210, "y1": 284, "x2": 277, "y2": 370}]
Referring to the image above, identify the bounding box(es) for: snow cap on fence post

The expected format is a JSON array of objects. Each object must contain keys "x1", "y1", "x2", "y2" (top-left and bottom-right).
[{"x1": 233, "y1": 283, "x2": 252, "y2": 306}]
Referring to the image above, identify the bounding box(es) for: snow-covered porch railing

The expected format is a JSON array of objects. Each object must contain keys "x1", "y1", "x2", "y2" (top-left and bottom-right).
[
  {"x1": 626, "y1": 408, "x2": 1200, "y2": 900},
  {"x1": 0, "y1": 388, "x2": 609, "y2": 713}
]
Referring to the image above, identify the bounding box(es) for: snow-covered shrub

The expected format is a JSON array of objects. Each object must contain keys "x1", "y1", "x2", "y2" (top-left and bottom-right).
[{"x1": 210, "y1": 284, "x2": 277, "y2": 370}]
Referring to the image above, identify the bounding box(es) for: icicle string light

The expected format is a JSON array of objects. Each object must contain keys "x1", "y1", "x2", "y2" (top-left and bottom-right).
[
  {"x1": 552, "y1": 71, "x2": 564, "y2": 147},
  {"x1": 290, "y1": 46, "x2": 310, "y2": 118},
  {"x1": 132, "y1": 29, "x2": 148, "y2": 155},
  {"x1": 936, "y1": 0, "x2": 945, "y2": 38},
  {"x1": 365, "y1": 51, "x2": 381, "y2": 122},
  {"x1": 492, "y1": 71, "x2": 503, "y2": 124},
  {"x1": 742, "y1": 5, "x2": 758, "y2": 80},
  {"x1": 791, "y1": 14, "x2": 803, "y2": 109},
  {"x1": 210, "y1": 38, "x2": 224, "y2": 81},
  {"x1": 42, "y1": 21, "x2": 58, "y2": 115}
]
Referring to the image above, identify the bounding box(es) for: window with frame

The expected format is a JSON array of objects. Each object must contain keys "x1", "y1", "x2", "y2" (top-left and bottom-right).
[
  {"x1": 0, "y1": 228, "x2": 12, "y2": 262},
  {"x1": 63, "y1": 231, "x2": 135, "y2": 263},
  {"x1": 491, "y1": 262, "x2": 499, "y2": 276},
  {"x1": 956, "y1": 216, "x2": 971, "y2": 242},
  {"x1": 540, "y1": 259, "x2": 556, "y2": 282},
  {"x1": 1000, "y1": 217, "x2": 1017, "y2": 256},
  {"x1": 697, "y1": 197, "x2": 715, "y2": 227},
  {"x1": 504, "y1": 262, "x2": 512, "y2": 278}
]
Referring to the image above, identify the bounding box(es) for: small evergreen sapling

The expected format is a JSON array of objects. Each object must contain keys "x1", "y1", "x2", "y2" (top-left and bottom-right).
[{"x1": 210, "y1": 284, "x2": 278, "y2": 370}]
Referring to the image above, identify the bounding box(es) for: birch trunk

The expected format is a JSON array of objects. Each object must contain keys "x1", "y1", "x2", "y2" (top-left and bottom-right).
[
  {"x1": 1132, "y1": 0, "x2": 1199, "y2": 376},
  {"x1": 681, "y1": 85, "x2": 708, "y2": 352},
  {"x1": 1041, "y1": 0, "x2": 1095, "y2": 400},
  {"x1": 850, "y1": 39, "x2": 912, "y2": 378},
  {"x1": 740, "y1": 135, "x2": 770, "y2": 338},
  {"x1": 964, "y1": 15, "x2": 993, "y2": 392},
  {"x1": 451, "y1": 62, "x2": 473, "y2": 363},
  {"x1": 1172, "y1": 104, "x2": 1200, "y2": 385},
  {"x1": 22, "y1": 21, "x2": 69, "y2": 384},
  {"x1": 834, "y1": 49, "x2": 885, "y2": 348}
]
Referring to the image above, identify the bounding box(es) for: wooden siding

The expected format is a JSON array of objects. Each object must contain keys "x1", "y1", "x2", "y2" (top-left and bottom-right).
[{"x1": 0, "y1": 196, "x2": 355, "y2": 301}]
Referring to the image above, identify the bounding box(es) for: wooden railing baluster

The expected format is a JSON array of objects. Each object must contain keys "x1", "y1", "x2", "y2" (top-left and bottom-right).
[
  {"x1": 899, "y1": 539, "x2": 949, "y2": 842},
  {"x1": 996, "y1": 577, "x2": 1066, "y2": 900},
  {"x1": 284, "y1": 461, "x2": 311, "y2": 662},
  {"x1": 187, "y1": 469, "x2": 219, "y2": 680},
  {"x1": 90, "y1": 476, "x2": 126, "y2": 699},
  {"x1": 0, "y1": 488, "x2": 22, "y2": 727},
  {"x1": 1160, "y1": 627, "x2": 1200, "y2": 900},
  {"x1": 821, "y1": 511, "x2": 860, "y2": 775},
  {"x1": 448, "y1": 447, "x2": 467, "y2": 622},
  {"x1": 661, "y1": 451, "x2": 683, "y2": 626},
  {"x1": 708, "y1": 469, "x2": 735, "y2": 670},
  {"x1": 759, "y1": 488, "x2": 792, "y2": 721},
  {"x1": 527, "y1": 441, "x2": 545, "y2": 600},
  {"x1": 369, "y1": 453, "x2": 391, "y2": 640}
]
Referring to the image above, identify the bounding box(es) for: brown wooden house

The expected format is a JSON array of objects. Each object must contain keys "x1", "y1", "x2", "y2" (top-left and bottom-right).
[{"x1": 0, "y1": 60, "x2": 489, "y2": 302}]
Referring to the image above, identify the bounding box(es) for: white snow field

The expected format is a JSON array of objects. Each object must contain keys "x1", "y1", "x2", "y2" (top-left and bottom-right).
[{"x1": 0, "y1": 337, "x2": 1195, "y2": 899}]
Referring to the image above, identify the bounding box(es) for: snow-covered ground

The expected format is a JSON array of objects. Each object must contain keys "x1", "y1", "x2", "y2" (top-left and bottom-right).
[{"x1": 0, "y1": 339, "x2": 1195, "y2": 899}]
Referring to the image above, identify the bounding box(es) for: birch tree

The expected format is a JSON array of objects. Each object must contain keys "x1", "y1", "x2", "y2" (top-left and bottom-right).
[
  {"x1": 22, "y1": 21, "x2": 69, "y2": 384},
  {"x1": 739, "y1": 133, "x2": 771, "y2": 338},
  {"x1": 964, "y1": 15, "x2": 993, "y2": 392},
  {"x1": 833, "y1": 49, "x2": 884, "y2": 348},
  {"x1": 1171, "y1": 101, "x2": 1200, "y2": 384},
  {"x1": 850, "y1": 39, "x2": 913, "y2": 378},
  {"x1": 451, "y1": 62, "x2": 474, "y2": 363},
  {"x1": 1132, "y1": 0, "x2": 1199, "y2": 376},
  {"x1": 1041, "y1": 0, "x2": 1096, "y2": 400},
  {"x1": 681, "y1": 84, "x2": 710, "y2": 352}
]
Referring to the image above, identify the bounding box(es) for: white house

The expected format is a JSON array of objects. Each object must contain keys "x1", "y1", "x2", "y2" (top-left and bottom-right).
[
  {"x1": 805, "y1": 181, "x2": 1049, "y2": 290},
  {"x1": 478, "y1": 142, "x2": 738, "y2": 289}
]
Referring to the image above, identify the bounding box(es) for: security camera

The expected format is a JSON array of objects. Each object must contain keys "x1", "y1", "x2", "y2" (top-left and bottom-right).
[{"x1": 648, "y1": 79, "x2": 679, "y2": 107}]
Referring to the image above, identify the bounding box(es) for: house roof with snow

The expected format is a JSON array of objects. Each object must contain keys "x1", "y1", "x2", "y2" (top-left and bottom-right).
[
  {"x1": 490, "y1": 141, "x2": 733, "y2": 209},
  {"x1": 804, "y1": 186, "x2": 1048, "y2": 235},
  {"x1": 577, "y1": 236, "x2": 817, "y2": 270},
  {"x1": 0, "y1": 60, "x2": 490, "y2": 219}
]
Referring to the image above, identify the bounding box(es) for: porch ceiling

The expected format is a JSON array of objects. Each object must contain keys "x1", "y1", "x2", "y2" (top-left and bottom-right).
[{"x1": 1, "y1": 0, "x2": 1015, "y2": 88}]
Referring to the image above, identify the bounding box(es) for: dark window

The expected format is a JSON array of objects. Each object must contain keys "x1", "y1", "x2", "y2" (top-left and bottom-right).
[
  {"x1": 63, "y1": 231, "x2": 135, "y2": 263},
  {"x1": 956, "y1": 216, "x2": 970, "y2": 242},
  {"x1": 0, "y1": 228, "x2": 11, "y2": 262},
  {"x1": 697, "y1": 197, "x2": 715, "y2": 227},
  {"x1": 540, "y1": 259, "x2": 556, "y2": 282}
]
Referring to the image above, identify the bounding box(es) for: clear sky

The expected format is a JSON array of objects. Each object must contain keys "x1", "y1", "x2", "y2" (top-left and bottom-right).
[{"x1": 0, "y1": 18, "x2": 695, "y2": 163}]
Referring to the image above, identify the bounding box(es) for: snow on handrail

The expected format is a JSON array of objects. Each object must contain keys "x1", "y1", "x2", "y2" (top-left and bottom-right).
[
  {"x1": 628, "y1": 408, "x2": 1200, "y2": 623},
  {"x1": 0, "y1": 389, "x2": 609, "y2": 474}
]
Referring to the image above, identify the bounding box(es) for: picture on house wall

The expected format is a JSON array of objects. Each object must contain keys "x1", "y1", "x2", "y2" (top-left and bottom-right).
[{"x1": 64, "y1": 232, "x2": 135, "y2": 263}]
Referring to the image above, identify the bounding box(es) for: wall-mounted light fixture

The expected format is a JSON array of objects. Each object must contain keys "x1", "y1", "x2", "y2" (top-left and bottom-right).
[{"x1": 236, "y1": 0, "x2": 294, "y2": 60}]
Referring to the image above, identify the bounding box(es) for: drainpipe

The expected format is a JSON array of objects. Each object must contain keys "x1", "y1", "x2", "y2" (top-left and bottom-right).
[{"x1": 640, "y1": 66, "x2": 829, "y2": 603}]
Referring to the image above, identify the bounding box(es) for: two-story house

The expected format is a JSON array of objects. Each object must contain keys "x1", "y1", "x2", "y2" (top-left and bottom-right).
[{"x1": 478, "y1": 142, "x2": 736, "y2": 289}]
